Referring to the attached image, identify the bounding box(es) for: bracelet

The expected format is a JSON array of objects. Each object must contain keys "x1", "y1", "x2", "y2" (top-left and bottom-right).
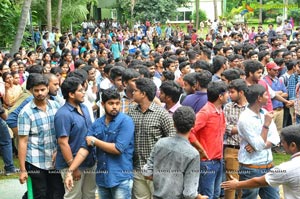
[{"x1": 263, "y1": 125, "x2": 269, "y2": 130}]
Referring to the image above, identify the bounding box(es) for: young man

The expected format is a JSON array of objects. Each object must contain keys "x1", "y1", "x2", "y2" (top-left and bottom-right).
[
  {"x1": 128, "y1": 78, "x2": 176, "y2": 199},
  {"x1": 18, "y1": 74, "x2": 64, "y2": 198},
  {"x1": 222, "y1": 124, "x2": 300, "y2": 199},
  {"x1": 237, "y1": 84, "x2": 280, "y2": 199},
  {"x1": 189, "y1": 81, "x2": 228, "y2": 198},
  {"x1": 65, "y1": 88, "x2": 135, "y2": 199},
  {"x1": 182, "y1": 70, "x2": 212, "y2": 113},
  {"x1": 54, "y1": 77, "x2": 96, "y2": 199},
  {"x1": 159, "y1": 80, "x2": 182, "y2": 116},
  {"x1": 223, "y1": 79, "x2": 248, "y2": 199},
  {"x1": 142, "y1": 106, "x2": 208, "y2": 199}
]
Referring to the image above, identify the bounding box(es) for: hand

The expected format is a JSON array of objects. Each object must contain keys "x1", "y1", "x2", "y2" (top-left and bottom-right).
[
  {"x1": 144, "y1": 175, "x2": 153, "y2": 181},
  {"x1": 221, "y1": 175, "x2": 239, "y2": 190},
  {"x1": 199, "y1": 149, "x2": 209, "y2": 160},
  {"x1": 245, "y1": 144, "x2": 255, "y2": 153},
  {"x1": 264, "y1": 111, "x2": 274, "y2": 127},
  {"x1": 86, "y1": 136, "x2": 96, "y2": 146},
  {"x1": 285, "y1": 100, "x2": 294, "y2": 108},
  {"x1": 72, "y1": 168, "x2": 81, "y2": 181},
  {"x1": 19, "y1": 171, "x2": 28, "y2": 184},
  {"x1": 52, "y1": 151, "x2": 57, "y2": 167},
  {"x1": 196, "y1": 194, "x2": 209, "y2": 199},
  {"x1": 64, "y1": 172, "x2": 74, "y2": 192}
]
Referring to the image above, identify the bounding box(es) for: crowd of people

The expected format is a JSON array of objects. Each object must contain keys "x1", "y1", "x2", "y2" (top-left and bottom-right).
[{"x1": 1, "y1": 17, "x2": 300, "y2": 199}]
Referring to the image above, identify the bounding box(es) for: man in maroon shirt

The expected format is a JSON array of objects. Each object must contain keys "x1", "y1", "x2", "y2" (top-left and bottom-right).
[{"x1": 189, "y1": 81, "x2": 228, "y2": 199}]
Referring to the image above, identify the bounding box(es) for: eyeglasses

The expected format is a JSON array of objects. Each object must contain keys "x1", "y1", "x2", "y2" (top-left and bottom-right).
[{"x1": 76, "y1": 88, "x2": 86, "y2": 93}]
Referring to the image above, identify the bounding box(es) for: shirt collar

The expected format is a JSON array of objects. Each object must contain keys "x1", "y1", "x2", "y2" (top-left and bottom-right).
[{"x1": 291, "y1": 151, "x2": 300, "y2": 159}]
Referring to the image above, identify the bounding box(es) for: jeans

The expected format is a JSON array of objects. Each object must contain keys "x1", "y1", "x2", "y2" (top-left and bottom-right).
[
  {"x1": 0, "y1": 118, "x2": 15, "y2": 172},
  {"x1": 198, "y1": 159, "x2": 223, "y2": 199},
  {"x1": 98, "y1": 179, "x2": 133, "y2": 199},
  {"x1": 296, "y1": 114, "x2": 300, "y2": 124},
  {"x1": 26, "y1": 162, "x2": 65, "y2": 199},
  {"x1": 239, "y1": 165, "x2": 280, "y2": 199}
]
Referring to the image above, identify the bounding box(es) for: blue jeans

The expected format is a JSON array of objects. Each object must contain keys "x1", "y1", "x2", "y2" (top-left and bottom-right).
[
  {"x1": 239, "y1": 165, "x2": 279, "y2": 199},
  {"x1": 296, "y1": 114, "x2": 300, "y2": 124},
  {"x1": 98, "y1": 179, "x2": 133, "y2": 199},
  {"x1": 0, "y1": 118, "x2": 15, "y2": 172},
  {"x1": 199, "y1": 159, "x2": 223, "y2": 199}
]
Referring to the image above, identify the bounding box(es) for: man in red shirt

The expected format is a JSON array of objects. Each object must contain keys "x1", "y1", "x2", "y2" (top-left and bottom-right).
[{"x1": 189, "y1": 81, "x2": 228, "y2": 199}]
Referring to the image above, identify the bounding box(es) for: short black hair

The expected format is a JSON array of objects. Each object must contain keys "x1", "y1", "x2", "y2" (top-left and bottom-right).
[
  {"x1": 212, "y1": 55, "x2": 227, "y2": 74},
  {"x1": 281, "y1": 125, "x2": 300, "y2": 150},
  {"x1": 183, "y1": 73, "x2": 197, "y2": 87},
  {"x1": 102, "y1": 88, "x2": 120, "y2": 103},
  {"x1": 135, "y1": 78, "x2": 156, "y2": 101},
  {"x1": 67, "y1": 69, "x2": 88, "y2": 85},
  {"x1": 221, "y1": 69, "x2": 240, "y2": 82},
  {"x1": 31, "y1": 74, "x2": 48, "y2": 88},
  {"x1": 173, "y1": 106, "x2": 196, "y2": 134},
  {"x1": 160, "y1": 81, "x2": 182, "y2": 103},
  {"x1": 244, "y1": 60, "x2": 264, "y2": 77},
  {"x1": 228, "y1": 79, "x2": 248, "y2": 92},
  {"x1": 122, "y1": 68, "x2": 140, "y2": 83},
  {"x1": 110, "y1": 66, "x2": 125, "y2": 80},
  {"x1": 162, "y1": 71, "x2": 175, "y2": 81},
  {"x1": 196, "y1": 70, "x2": 212, "y2": 88},
  {"x1": 245, "y1": 84, "x2": 266, "y2": 105},
  {"x1": 207, "y1": 81, "x2": 227, "y2": 102},
  {"x1": 61, "y1": 77, "x2": 82, "y2": 100}
]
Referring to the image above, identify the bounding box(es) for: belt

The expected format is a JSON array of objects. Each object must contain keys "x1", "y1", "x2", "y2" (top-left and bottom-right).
[
  {"x1": 225, "y1": 145, "x2": 240, "y2": 149},
  {"x1": 273, "y1": 107, "x2": 283, "y2": 111},
  {"x1": 240, "y1": 162, "x2": 274, "y2": 169}
]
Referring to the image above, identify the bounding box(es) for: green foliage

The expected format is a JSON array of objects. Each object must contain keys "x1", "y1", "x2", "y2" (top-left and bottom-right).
[
  {"x1": 191, "y1": 9, "x2": 207, "y2": 22},
  {"x1": 0, "y1": 0, "x2": 21, "y2": 48},
  {"x1": 130, "y1": 0, "x2": 189, "y2": 23},
  {"x1": 289, "y1": 9, "x2": 300, "y2": 26}
]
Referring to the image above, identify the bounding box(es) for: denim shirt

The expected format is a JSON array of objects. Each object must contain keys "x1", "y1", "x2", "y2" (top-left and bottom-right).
[{"x1": 86, "y1": 112, "x2": 135, "y2": 188}]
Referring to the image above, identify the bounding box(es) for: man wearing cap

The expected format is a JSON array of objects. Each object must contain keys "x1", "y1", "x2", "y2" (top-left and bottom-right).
[{"x1": 263, "y1": 62, "x2": 288, "y2": 133}]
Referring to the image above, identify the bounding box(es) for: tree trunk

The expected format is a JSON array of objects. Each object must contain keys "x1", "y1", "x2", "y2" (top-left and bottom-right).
[
  {"x1": 259, "y1": 0, "x2": 262, "y2": 24},
  {"x1": 46, "y1": 0, "x2": 52, "y2": 31},
  {"x1": 56, "y1": 0, "x2": 62, "y2": 32},
  {"x1": 10, "y1": 0, "x2": 33, "y2": 55},
  {"x1": 213, "y1": 0, "x2": 218, "y2": 20},
  {"x1": 195, "y1": 0, "x2": 199, "y2": 30}
]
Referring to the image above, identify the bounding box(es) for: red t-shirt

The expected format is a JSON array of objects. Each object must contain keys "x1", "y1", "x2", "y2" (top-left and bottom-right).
[{"x1": 189, "y1": 102, "x2": 226, "y2": 161}]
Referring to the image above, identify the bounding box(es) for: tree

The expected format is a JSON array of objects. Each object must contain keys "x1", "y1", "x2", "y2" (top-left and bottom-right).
[
  {"x1": 56, "y1": 0, "x2": 62, "y2": 31},
  {"x1": 46, "y1": 0, "x2": 51, "y2": 31},
  {"x1": 130, "y1": 0, "x2": 189, "y2": 22},
  {"x1": 213, "y1": 0, "x2": 218, "y2": 19},
  {"x1": 195, "y1": 0, "x2": 199, "y2": 30},
  {"x1": 11, "y1": 0, "x2": 33, "y2": 55}
]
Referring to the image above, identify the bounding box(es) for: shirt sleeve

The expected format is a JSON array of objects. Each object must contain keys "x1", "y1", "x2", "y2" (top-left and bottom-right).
[
  {"x1": 265, "y1": 164, "x2": 287, "y2": 187},
  {"x1": 54, "y1": 110, "x2": 72, "y2": 138},
  {"x1": 160, "y1": 111, "x2": 176, "y2": 137},
  {"x1": 189, "y1": 110, "x2": 208, "y2": 143},
  {"x1": 238, "y1": 119, "x2": 266, "y2": 151},
  {"x1": 183, "y1": 153, "x2": 200, "y2": 199},
  {"x1": 18, "y1": 110, "x2": 31, "y2": 136},
  {"x1": 114, "y1": 116, "x2": 135, "y2": 153}
]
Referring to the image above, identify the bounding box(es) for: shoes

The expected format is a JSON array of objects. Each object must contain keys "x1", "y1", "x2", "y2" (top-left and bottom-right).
[{"x1": 5, "y1": 168, "x2": 20, "y2": 176}]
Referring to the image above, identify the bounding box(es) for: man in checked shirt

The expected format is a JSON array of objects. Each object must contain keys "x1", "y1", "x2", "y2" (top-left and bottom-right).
[
  {"x1": 223, "y1": 79, "x2": 248, "y2": 199},
  {"x1": 128, "y1": 78, "x2": 176, "y2": 199}
]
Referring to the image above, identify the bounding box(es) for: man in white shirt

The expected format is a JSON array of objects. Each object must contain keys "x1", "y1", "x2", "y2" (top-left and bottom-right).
[{"x1": 222, "y1": 124, "x2": 300, "y2": 199}]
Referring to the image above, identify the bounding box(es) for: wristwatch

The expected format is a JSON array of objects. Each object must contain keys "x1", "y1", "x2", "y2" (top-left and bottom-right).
[{"x1": 90, "y1": 139, "x2": 96, "y2": 147}]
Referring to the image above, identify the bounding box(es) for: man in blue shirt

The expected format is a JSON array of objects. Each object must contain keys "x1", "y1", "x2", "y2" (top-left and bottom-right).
[
  {"x1": 55, "y1": 77, "x2": 96, "y2": 199},
  {"x1": 64, "y1": 88, "x2": 135, "y2": 199}
]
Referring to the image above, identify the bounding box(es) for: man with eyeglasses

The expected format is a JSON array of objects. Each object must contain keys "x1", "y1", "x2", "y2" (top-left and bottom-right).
[{"x1": 54, "y1": 77, "x2": 97, "y2": 199}]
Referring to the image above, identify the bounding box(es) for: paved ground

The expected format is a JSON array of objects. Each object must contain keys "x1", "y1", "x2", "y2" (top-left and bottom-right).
[{"x1": 0, "y1": 178, "x2": 26, "y2": 198}]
